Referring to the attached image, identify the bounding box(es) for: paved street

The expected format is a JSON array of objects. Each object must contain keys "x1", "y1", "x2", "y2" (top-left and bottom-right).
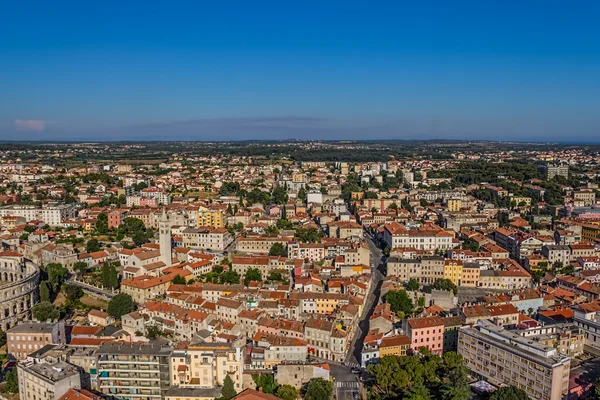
[{"x1": 348, "y1": 232, "x2": 385, "y2": 366}]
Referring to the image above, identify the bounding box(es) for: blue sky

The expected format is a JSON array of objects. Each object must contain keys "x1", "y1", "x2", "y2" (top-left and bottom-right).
[{"x1": 1, "y1": 1, "x2": 599, "y2": 141}]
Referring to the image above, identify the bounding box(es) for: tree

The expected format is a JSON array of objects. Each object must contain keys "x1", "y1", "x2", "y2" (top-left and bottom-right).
[
  {"x1": 382, "y1": 289, "x2": 414, "y2": 316},
  {"x1": 132, "y1": 231, "x2": 148, "y2": 246},
  {"x1": 73, "y1": 261, "x2": 88, "y2": 276},
  {"x1": 63, "y1": 283, "x2": 84, "y2": 304},
  {"x1": 268, "y1": 271, "x2": 284, "y2": 282},
  {"x1": 145, "y1": 324, "x2": 164, "y2": 340},
  {"x1": 276, "y1": 384, "x2": 298, "y2": 400},
  {"x1": 297, "y1": 187, "x2": 307, "y2": 202},
  {"x1": 305, "y1": 378, "x2": 333, "y2": 400},
  {"x1": 96, "y1": 213, "x2": 109, "y2": 234},
  {"x1": 39, "y1": 280, "x2": 51, "y2": 302},
  {"x1": 46, "y1": 263, "x2": 68, "y2": 292},
  {"x1": 440, "y1": 366, "x2": 471, "y2": 400},
  {"x1": 244, "y1": 268, "x2": 262, "y2": 286},
  {"x1": 252, "y1": 374, "x2": 278, "y2": 394},
  {"x1": 4, "y1": 368, "x2": 18, "y2": 393},
  {"x1": 221, "y1": 375, "x2": 237, "y2": 400},
  {"x1": 406, "y1": 279, "x2": 420, "y2": 291},
  {"x1": 108, "y1": 293, "x2": 135, "y2": 319},
  {"x1": 431, "y1": 278, "x2": 458, "y2": 296},
  {"x1": 595, "y1": 377, "x2": 600, "y2": 400},
  {"x1": 221, "y1": 270, "x2": 241, "y2": 285},
  {"x1": 295, "y1": 227, "x2": 323, "y2": 243},
  {"x1": 489, "y1": 386, "x2": 529, "y2": 400},
  {"x1": 269, "y1": 242, "x2": 287, "y2": 257},
  {"x1": 101, "y1": 262, "x2": 119, "y2": 289},
  {"x1": 86, "y1": 238, "x2": 101, "y2": 253},
  {"x1": 172, "y1": 274, "x2": 187, "y2": 285},
  {"x1": 32, "y1": 301, "x2": 60, "y2": 321}
]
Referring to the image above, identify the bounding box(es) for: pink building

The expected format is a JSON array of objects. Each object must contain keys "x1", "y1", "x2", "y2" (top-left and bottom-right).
[
  {"x1": 406, "y1": 316, "x2": 444, "y2": 355},
  {"x1": 140, "y1": 197, "x2": 158, "y2": 207}
]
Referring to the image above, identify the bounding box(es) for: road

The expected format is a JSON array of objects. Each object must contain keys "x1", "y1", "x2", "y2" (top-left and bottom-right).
[
  {"x1": 331, "y1": 231, "x2": 385, "y2": 400},
  {"x1": 348, "y1": 232, "x2": 385, "y2": 366}
]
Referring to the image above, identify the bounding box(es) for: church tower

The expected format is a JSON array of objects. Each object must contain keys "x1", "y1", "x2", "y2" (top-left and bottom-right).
[{"x1": 159, "y1": 208, "x2": 172, "y2": 266}]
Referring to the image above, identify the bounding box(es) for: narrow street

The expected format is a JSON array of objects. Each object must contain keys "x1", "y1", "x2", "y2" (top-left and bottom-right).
[
  {"x1": 331, "y1": 231, "x2": 385, "y2": 400},
  {"x1": 348, "y1": 232, "x2": 385, "y2": 366}
]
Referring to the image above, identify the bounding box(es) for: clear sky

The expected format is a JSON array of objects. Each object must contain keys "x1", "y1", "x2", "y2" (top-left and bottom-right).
[{"x1": 1, "y1": 1, "x2": 599, "y2": 141}]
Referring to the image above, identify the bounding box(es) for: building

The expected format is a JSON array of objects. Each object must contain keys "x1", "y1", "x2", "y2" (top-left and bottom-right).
[
  {"x1": 169, "y1": 342, "x2": 244, "y2": 392},
  {"x1": 7, "y1": 322, "x2": 66, "y2": 360},
  {"x1": 378, "y1": 335, "x2": 411, "y2": 357},
  {"x1": 405, "y1": 316, "x2": 444, "y2": 355},
  {"x1": 96, "y1": 342, "x2": 173, "y2": 399},
  {"x1": 18, "y1": 360, "x2": 82, "y2": 400},
  {"x1": 0, "y1": 204, "x2": 76, "y2": 226},
  {"x1": 458, "y1": 320, "x2": 570, "y2": 400},
  {"x1": 197, "y1": 206, "x2": 224, "y2": 229},
  {"x1": 543, "y1": 164, "x2": 569, "y2": 180},
  {"x1": 159, "y1": 209, "x2": 173, "y2": 266}
]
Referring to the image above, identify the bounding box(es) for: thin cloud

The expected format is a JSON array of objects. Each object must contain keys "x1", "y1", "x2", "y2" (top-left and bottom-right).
[{"x1": 14, "y1": 119, "x2": 46, "y2": 131}]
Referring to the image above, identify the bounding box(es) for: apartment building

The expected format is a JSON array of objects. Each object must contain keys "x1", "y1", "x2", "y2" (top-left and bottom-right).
[
  {"x1": 0, "y1": 204, "x2": 76, "y2": 226},
  {"x1": 18, "y1": 360, "x2": 82, "y2": 400},
  {"x1": 7, "y1": 322, "x2": 66, "y2": 360},
  {"x1": 231, "y1": 255, "x2": 286, "y2": 276},
  {"x1": 458, "y1": 321, "x2": 570, "y2": 400},
  {"x1": 181, "y1": 227, "x2": 233, "y2": 251},
  {"x1": 169, "y1": 342, "x2": 244, "y2": 391},
  {"x1": 383, "y1": 222, "x2": 453, "y2": 251},
  {"x1": 96, "y1": 342, "x2": 173, "y2": 399},
  {"x1": 405, "y1": 316, "x2": 444, "y2": 355},
  {"x1": 197, "y1": 206, "x2": 224, "y2": 229},
  {"x1": 235, "y1": 237, "x2": 289, "y2": 254}
]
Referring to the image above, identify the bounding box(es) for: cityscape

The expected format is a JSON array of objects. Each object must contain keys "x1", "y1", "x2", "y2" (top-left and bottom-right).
[
  {"x1": 0, "y1": 141, "x2": 598, "y2": 400},
  {"x1": 2, "y1": 2, "x2": 600, "y2": 400}
]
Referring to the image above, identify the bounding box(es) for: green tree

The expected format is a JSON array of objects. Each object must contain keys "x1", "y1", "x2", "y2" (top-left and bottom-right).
[
  {"x1": 73, "y1": 261, "x2": 88, "y2": 276},
  {"x1": 221, "y1": 270, "x2": 241, "y2": 285},
  {"x1": 295, "y1": 227, "x2": 323, "y2": 243},
  {"x1": 39, "y1": 280, "x2": 51, "y2": 302},
  {"x1": 269, "y1": 242, "x2": 287, "y2": 257},
  {"x1": 4, "y1": 368, "x2": 19, "y2": 393},
  {"x1": 244, "y1": 268, "x2": 262, "y2": 286},
  {"x1": 405, "y1": 383, "x2": 431, "y2": 400},
  {"x1": 276, "y1": 384, "x2": 298, "y2": 400},
  {"x1": 252, "y1": 374, "x2": 278, "y2": 394},
  {"x1": 595, "y1": 377, "x2": 600, "y2": 400},
  {"x1": 32, "y1": 301, "x2": 60, "y2": 321},
  {"x1": 406, "y1": 279, "x2": 420, "y2": 291},
  {"x1": 297, "y1": 187, "x2": 307, "y2": 202},
  {"x1": 96, "y1": 213, "x2": 109, "y2": 234},
  {"x1": 172, "y1": 274, "x2": 187, "y2": 285},
  {"x1": 431, "y1": 278, "x2": 458, "y2": 295},
  {"x1": 86, "y1": 238, "x2": 101, "y2": 253},
  {"x1": 132, "y1": 231, "x2": 148, "y2": 246},
  {"x1": 489, "y1": 386, "x2": 529, "y2": 400},
  {"x1": 46, "y1": 263, "x2": 68, "y2": 292},
  {"x1": 63, "y1": 283, "x2": 84, "y2": 304},
  {"x1": 272, "y1": 185, "x2": 288, "y2": 204},
  {"x1": 382, "y1": 289, "x2": 414, "y2": 316},
  {"x1": 440, "y1": 366, "x2": 471, "y2": 400},
  {"x1": 101, "y1": 262, "x2": 119, "y2": 289},
  {"x1": 305, "y1": 378, "x2": 333, "y2": 400},
  {"x1": 221, "y1": 375, "x2": 237, "y2": 400},
  {"x1": 108, "y1": 293, "x2": 136, "y2": 319},
  {"x1": 145, "y1": 324, "x2": 164, "y2": 340}
]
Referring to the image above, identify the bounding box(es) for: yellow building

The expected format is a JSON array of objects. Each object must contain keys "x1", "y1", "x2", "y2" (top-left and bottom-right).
[
  {"x1": 198, "y1": 206, "x2": 224, "y2": 228},
  {"x1": 292, "y1": 173, "x2": 307, "y2": 183},
  {"x1": 447, "y1": 199, "x2": 462, "y2": 212},
  {"x1": 443, "y1": 259, "x2": 463, "y2": 286},
  {"x1": 379, "y1": 335, "x2": 411, "y2": 357},
  {"x1": 582, "y1": 224, "x2": 600, "y2": 243}
]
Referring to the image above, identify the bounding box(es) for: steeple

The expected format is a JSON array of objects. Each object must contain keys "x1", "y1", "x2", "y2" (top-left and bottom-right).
[{"x1": 159, "y1": 208, "x2": 171, "y2": 266}]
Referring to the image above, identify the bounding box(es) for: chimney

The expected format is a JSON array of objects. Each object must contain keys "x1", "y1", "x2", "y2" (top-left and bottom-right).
[{"x1": 258, "y1": 388, "x2": 263, "y2": 393}]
